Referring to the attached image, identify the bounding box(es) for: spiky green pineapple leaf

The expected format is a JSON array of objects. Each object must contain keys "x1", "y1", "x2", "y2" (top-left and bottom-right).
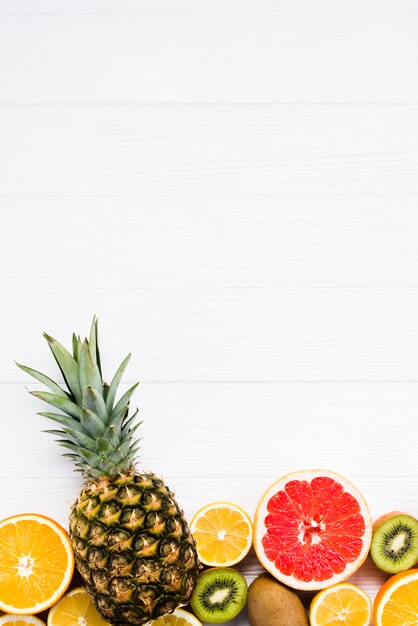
[
  {"x1": 58, "y1": 442, "x2": 102, "y2": 465},
  {"x1": 121, "y1": 408, "x2": 140, "y2": 437},
  {"x1": 111, "y1": 382, "x2": 139, "y2": 419},
  {"x1": 65, "y1": 427, "x2": 97, "y2": 450},
  {"x1": 80, "y1": 407, "x2": 106, "y2": 438},
  {"x1": 19, "y1": 317, "x2": 141, "y2": 479},
  {"x1": 79, "y1": 340, "x2": 102, "y2": 398},
  {"x1": 105, "y1": 353, "x2": 131, "y2": 413},
  {"x1": 101, "y1": 425, "x2": 118, "y2": 449},
  {"x1": 43, "y1": 333, "x2": 82, "y2": 403},
  {"x1": 102, "y1": 382, "x2": 110, "y2": 403},
  {"x1": 82, "y1": 386, "x2": 108, "y2": 422},
  {"x1": 123, "y1": 420, "x2": 143, "y2": 441},
  {"x1": 15, "y1": 362, "x2": 69, "y2": 398},
  {"x1": 44, "y1": 429, "x2": 68, "y2": 438},
  {"x1": 72, "y1": 334, "x2": 83, "y2": 363},
  {"x1": 39, "y1": 411, "x2": 85, "y2": 431},
  {"x1": 89, "y1": 315, "x2": 102, "y2": 376},
  {"x1": 31, "y1": 390, "x2": 82, "y2": 420},
  {"x1": 107, "y1": 405, "x2": 128, "y2": 435}
]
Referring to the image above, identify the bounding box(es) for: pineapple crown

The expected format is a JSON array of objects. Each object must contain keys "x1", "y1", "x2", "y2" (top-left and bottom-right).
[{"x1": 16, "y1": 316, "x2": 141, "y2": 479}]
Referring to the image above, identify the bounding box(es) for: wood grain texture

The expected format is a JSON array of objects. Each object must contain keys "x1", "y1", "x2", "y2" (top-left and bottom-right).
[
  {"x1": 1, "y1": 105, "x2": 418, "y2": 195},
  {"x1": 2, "y1": 197, "x2": 418, "y2": 288},
  {"x1": 2, "y1": 0, "x2": 418, "y2": 15},
  {"x1": 1, "y1": 14, "x2": 418, "y2": 103},
  {"x1": 4, "y1": 287, "x2": 418, "y2": 382}
]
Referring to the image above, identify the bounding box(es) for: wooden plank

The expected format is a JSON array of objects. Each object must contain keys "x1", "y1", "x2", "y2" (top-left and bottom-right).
[
  {"x1": 4, "y1": 287, "x2": 418, "y2": 382},
  {"x1": 1, "y1": 105, "x2": 418, "y2": 195},
  {"x1": 3, "y1": 382, "x2": 417, "y2": 512},
  {"x1": 1, "y1": 381, "x2": 415, "y2": 604},
  {"x1": 1, "y1": 197, "x2": 418, "y2": 289},
  {"x1": 0, "y1": 15, "x2": 417, "y2": 103},
  {"x1": 1, "y1": 0, "x2": 417, "y2": 15}
]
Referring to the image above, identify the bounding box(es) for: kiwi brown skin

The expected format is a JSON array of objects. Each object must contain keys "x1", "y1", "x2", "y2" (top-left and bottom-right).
[
  {"x1": 247, "y1": 573, "x2": 309, "y2": 626},
  {"x1": 373, "y1": 511, "x2": 408, "y2": 533},
  {"x1": 370, "y1": 512, "x2": 418, "y2": 574}
]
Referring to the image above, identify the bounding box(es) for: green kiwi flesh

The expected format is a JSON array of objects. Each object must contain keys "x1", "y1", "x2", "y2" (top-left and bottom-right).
[
  {"x1": 371, "y1": 514, "x2": 418, "y2": 573},
  {"x1": 190, "y1": 568, "x2": 247, "y2": 623}
]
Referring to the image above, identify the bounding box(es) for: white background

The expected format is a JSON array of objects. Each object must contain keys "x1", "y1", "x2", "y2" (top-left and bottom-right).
[{"x1": 1, "y1": 1, "x2": 418, "y2": 624}]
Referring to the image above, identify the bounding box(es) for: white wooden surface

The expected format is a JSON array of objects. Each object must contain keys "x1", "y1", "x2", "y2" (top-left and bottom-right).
[{"x1": 1, "y1": 1, "x2": 418, "y2": 624}]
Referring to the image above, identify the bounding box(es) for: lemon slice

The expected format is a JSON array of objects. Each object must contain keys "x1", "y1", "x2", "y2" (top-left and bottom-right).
[
  {"x1": 310, "y1": 582, "x2": 372, "y2": 626},
  {"x1": 190, "y1": 501, "x2": 253, "y2": 566},
  {"x1": 47, "y1": 588, "x2": 108, "y2": 626}
]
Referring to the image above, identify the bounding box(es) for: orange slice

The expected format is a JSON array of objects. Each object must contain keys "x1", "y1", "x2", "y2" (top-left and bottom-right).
[
  {"x1": 373, "y1": 568, "x2": 418, "y2": 626},
  {"x1": 190, "y1": 502, "x2": 253, "y2": 566},
  {"x1": 150, "y1": 608, "x2": 203, "y2": 626},
  {"x1": 47, "y1": 588, "x2": 109, "y2": 626},
  {"x1": 310, "y1": 582, "x2": 372, "y2": 626},
  {"x1": 0, "y1": 617, "x2": 46, "y2": 625},
  {"x1": 0, "y1": 514, "x2": 74, "y2": 614}
]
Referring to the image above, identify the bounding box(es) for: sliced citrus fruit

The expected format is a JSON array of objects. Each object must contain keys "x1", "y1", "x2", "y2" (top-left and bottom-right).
[
  {"x1": 190, "y1": 502, "x2": 253, "y2": 566},
  {"x1": 373, "y1": 568, "x2": 418, "y2": 626},
  {"x1": 47, "y1": 588, "x2": 109, "y2": 626},
  {"x1": 0, "y1": 514, "x2": 74, "y2": 614},
  {"x1": 253, "y1": 469, "x2": 372, "y2": 590},
  {"x1": 150, "y1": 608, "x2": 203, "y2": 626},
  {"x1": 310, "y1": 582, "x2": 372, "y2": 626},
  {"x1": 0, "y1": 617, "x2": 46, "y2": 625}
]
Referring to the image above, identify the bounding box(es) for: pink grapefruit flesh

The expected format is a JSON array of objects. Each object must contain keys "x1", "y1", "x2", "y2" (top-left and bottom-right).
[{"x1": 254, "y1": 469, "x2": 372, "y2": 590}]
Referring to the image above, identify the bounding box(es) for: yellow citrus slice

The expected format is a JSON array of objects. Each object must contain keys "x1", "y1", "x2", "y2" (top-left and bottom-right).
[
  {"x1": 310, "y1": 582, "x2": 372, "y2": 626},
  {"x1": 190, "y1": 502, "x2": 253, "y2": 566},
  {"x1": 47, "y1": 588, "x2": 109, "y2": 626},
  {"x1": 150, "y1": 608, "x2": 203, "y2": 626},
  {"x1": 373, "y1": 568, "x2": 418, "y2": 626},
  {"x1": 0, "y1": 514, "x2": 74, "y2": 614},
  {"x1": 0, "y1": 617, "x2": 46, "y2": 625}
]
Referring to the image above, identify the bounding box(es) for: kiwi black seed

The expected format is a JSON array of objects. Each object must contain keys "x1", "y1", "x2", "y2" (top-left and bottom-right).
[
  {"x1": 190, "y1": 567, "x2": 247, "y2": 624},
  {"x1": 370, "y1": 513, "x2": 418, "y2": 573}
]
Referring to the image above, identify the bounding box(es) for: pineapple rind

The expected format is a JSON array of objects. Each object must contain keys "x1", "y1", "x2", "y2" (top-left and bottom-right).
[{"x1": 71, "y1": 472, "x2": 199, "y2": 625}]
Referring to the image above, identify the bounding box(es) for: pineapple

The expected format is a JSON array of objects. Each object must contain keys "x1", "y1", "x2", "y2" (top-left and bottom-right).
[{"x1": 17, "y1": 317, "x2": 199, "y2": 625}]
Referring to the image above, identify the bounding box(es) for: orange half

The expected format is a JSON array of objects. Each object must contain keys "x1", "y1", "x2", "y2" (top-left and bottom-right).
[
  {"x1": 47, "y1": 588, "x2": 109, "y2": 626},
  {"x1": 190, "y1": 502, "x2": 253, "y2": 566},
  {"x1": 0, "y1": 514, "x2": 74, "y2": 614},
  {"x1": 310, "y1": 582, "x2": 372, "y2": 626},
  {"x1": 373, "y1": 568, "x2": 418, "y2": 626}
]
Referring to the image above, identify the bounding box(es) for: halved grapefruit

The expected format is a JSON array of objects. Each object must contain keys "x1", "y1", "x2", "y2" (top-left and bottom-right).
[{"x1": 254, "y1": 469, "x2": 372, "y2": 590}]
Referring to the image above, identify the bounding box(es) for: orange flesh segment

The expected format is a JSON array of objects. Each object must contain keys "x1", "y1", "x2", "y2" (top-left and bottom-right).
[
  {"x1": 0, "y1": 518, "x2": 72, "y2": 611},
  {"x1": 313, "y1": 586, "x2": 371, "y2": 626},
  {"x1": 192, "y1": 505, "x2": 252, "y2": 565},
  {"x1": 380, "y1": 578, "x2": 418, "y2": 625}
]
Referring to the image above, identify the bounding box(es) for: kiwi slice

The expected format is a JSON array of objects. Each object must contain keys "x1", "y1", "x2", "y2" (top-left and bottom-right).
[
  {"x1": 370, "y1": 513, "x2": 418, "y2": 573},
  {"x1": 190, "y1": 567, "x2": 247, "y2": 624}
]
